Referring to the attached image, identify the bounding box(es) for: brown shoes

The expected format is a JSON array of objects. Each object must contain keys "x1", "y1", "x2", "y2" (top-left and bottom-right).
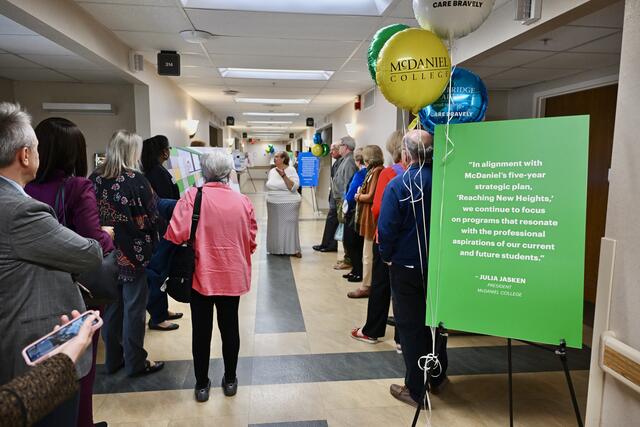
[
  {"x1": 390, "y1": 384, "x2": 423, "y2": 409},
  {"x1": 347, "y1": 287, "x2": 370, "y2": 299}
]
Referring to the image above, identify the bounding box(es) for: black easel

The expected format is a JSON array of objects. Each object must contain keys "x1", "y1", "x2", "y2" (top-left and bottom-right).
[{"x1": 507, "y1": 338, "x2": 583, "y2": 427}]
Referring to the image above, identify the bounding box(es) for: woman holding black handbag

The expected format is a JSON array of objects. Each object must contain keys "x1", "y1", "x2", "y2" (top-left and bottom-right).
[
  {"x1": 25, "y1": 117, "x2": 115, "y2": 427},
  {"x1": 165, "y1": 150, "x2": 257, "y2": 403}
]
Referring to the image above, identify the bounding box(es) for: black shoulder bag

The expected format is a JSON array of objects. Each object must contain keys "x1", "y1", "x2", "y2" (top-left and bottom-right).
[
  {"x1": 55, "y1": 180, "x2": 119, "y2": 306},
  {"x1": 165, "y1": 187, "x2": 202, "y2": 303}
]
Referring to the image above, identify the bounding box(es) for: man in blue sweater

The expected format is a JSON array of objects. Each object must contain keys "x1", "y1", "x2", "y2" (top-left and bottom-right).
[{"x1": 378, "y1": 130, "x2": 448, "y2": 408}]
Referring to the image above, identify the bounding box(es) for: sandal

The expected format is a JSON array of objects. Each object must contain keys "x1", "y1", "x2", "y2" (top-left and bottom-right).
[{"x1": 129, "y1": 360, "x2": 165, "y2": 377}]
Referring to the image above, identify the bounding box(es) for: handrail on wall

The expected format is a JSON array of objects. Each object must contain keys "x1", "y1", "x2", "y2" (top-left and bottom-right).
[{"x1": 600, "y1": 331, "x2": 640, "y2": 395}]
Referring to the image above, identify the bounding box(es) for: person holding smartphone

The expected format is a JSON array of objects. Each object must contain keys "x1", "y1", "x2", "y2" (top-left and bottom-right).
[{"x1": 1, "y1": 311, "x2": 98, "y2": 427}]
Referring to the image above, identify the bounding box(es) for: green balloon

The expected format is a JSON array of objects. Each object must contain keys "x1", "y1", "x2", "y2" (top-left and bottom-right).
[
  {"x1": 321, "y1": 143, "x2": 330, "y2": 157},
  {"x1": 368, "y1": 24, "x2": 410, "y2": 82}
]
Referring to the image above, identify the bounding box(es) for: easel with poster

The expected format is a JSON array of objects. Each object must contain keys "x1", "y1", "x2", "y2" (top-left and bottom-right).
[
  {"x1": 166, "y1": 146, "x2": 240, "y2": 195},
  {"x1": 426, "y1": 116, "x2": 590, "y2": 426}
]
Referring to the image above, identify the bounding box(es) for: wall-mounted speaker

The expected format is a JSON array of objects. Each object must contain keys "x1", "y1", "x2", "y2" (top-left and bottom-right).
[
  {"x1": 289, "y1": 133, "x2": 294, "y2": 139},
  {"x1": 306, "y1": 117, "x2": 314, "y2": 127},
  {"x1": 157, "y1": 50, "x2": 180, "y2": 76},
  {"x1": 242, "y1": 132, "x2": 247, "y2": 138},
  {"x1": 226, "y1": 116, "x2": 235, "y2": 126},
  {"x1": 128, "y1": 51, "x2": 144, "y2": 73}
]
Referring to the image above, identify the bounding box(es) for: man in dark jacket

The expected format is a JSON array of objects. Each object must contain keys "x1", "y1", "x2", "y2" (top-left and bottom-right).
[
  {"x1": 378, "y1": 130, "x2": 448, "y2": 408},
  {"x1": 313, "y1": 142, "x2": 342, "y2": 252}
]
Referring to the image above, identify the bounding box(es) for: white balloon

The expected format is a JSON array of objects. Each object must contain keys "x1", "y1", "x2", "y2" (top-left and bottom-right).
[{"x1": 413, "y1": 0, "x2": 496, "y2": 40}]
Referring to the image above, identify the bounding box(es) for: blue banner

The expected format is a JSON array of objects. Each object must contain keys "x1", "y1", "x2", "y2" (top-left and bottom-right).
[{"x1": 298, "y1": 152, "x2": 319, "y2": 187}]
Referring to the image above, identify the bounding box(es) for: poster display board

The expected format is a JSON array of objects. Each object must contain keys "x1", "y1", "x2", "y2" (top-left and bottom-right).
[
  {"x1": 298, "y1": 152, "x2": 320, "y2": 187},
  {"x1": 167, "y1": 147, "x2": 240, "y2": 194},
  {"x1": 426, "y1": 116, "x2": 589, "y2": 348}
]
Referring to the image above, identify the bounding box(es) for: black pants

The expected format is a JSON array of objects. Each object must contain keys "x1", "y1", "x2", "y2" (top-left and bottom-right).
[
  {"x1": 33, "y1": 390, "x2": 79, "y2": 427},
  {"x1": 362, "y1": 243, "x2": 399, "y2": 342},
  {"x1": 320, "y1": 205, "x2": 338, "y2": 250},
  {"x1": 190, "y1": 290, "x2": 240, "y2": 388},
  {"x1": 389, "y1": 264, "x2": 448, "y2": 403},
  {"x1": 342, "y1": 211, "x2": 363, "y2": 276}
]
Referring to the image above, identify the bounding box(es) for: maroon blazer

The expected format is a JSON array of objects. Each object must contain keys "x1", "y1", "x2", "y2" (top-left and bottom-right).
[{"x1": 26, "y1": 170, "x2": 114, "y2": 253}]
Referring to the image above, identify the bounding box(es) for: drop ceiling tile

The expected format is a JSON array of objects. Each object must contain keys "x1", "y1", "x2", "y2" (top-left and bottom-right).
[
  {"x1": 380, "y1": 17, "x2": 417, "y2": 28},
  {"x1": 342, "y1": 59, "x2": 369, "y2": 74},
  {"x1": 77, "y1": 3, "x2": 191, "y2": 33},
  {"x1": 114, "y1": 31, "x2": 203, "y2": 54},
  {"x1": 324, "y1": 79, "x2": 375, "y2": 91},
  {"x1": 209, "y1": 55, "x2": 347, "y2": 70},
  {"x1": 0, "y1": 15, "x2": 38, "y2": 35},
  {"x1": 0, "y1": 35, "x2": 74, "y2": 55},
  {"x1": 331, "y1": 70, "x2": 371, "y2": 82},
  {"x1": 222, "y1": 77, "x2": 327, "y2": 89},
  {"x1": 186, "y1": 9, "x2": 380, "y2": 41},
  {"x1": 569, "y1": 32, "x2": 622, "y2": 54},
  {"x1": 0, "y1": 67, "x2": 75, "y2": 82},
  {"x1": 515, "y1": 26, "x2": 619, "y2": 52},
  {"x1": 22, "y1": 54, "x2": 102, "y2": 70},
  {"x1": 570, "y1": 1, "x2": 625, "y2": 28},
  {"x1": 490, "y1": 67, "x2": 584, "y2": 82},
  {"x1": 462, "y1": 65, "x2": 507, "y2": 79},
  {"x1": 204, "y1": 37, "x2": 360, "y2": 58},
  {"x1": 0, "y1": 53, "x2": 41, "y2": 68},
  {"x1": 524, "y1": 52, "x2": 620, "y2": 70},
  {"x1": 469, "y1": 49, "x2": 555, "y2": 67},
  {"x1": 387, "y1": 0, "x2": 416, "y2": 19}
]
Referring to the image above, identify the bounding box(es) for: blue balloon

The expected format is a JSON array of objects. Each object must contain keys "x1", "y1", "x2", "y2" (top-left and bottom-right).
[
  {"x1": 313, "y1": 132, "x2": 322, "y2": 144},
  {"x1": 418, "y1": 67, "x2": 488, "y2": 134}
]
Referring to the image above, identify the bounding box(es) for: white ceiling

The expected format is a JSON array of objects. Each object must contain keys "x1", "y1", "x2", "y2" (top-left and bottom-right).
[
  {"x1": 464, "y1": 1, "x2": 624, "y2": 90},
  {"x1": 1, "y1": 0, "x2": 625, "y2": 135},
  {"x1": 0, "y1": 14, "x2": 128, "y2": 84}
]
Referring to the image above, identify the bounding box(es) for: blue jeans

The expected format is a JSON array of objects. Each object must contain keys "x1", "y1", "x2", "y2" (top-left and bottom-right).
[{"x1": 102, "y1": 273, "x2": 149, "y2": 375}]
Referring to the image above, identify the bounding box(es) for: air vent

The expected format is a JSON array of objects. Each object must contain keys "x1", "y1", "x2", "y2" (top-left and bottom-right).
[
  {"x1": 362, "y1": 88, "x2": 375, "y2": 110},
  {"x1": 223, "y1": 89, "x2": 240, "y2": 96},
  {"x1": 515, "y1": 0, "x2": 542, "y2": 25}
]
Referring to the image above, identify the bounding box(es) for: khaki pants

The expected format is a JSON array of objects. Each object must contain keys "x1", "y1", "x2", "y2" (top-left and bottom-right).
[{"x1": 361, "y1": 237, "x2": 374, "y2": 289}]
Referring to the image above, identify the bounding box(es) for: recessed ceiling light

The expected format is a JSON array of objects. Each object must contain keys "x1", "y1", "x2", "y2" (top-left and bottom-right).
[
  {"x1": 235, "y1": 98, "x2": 310, "y2": 105},
  {"x1": 219, "y1": 67, "x2": 334, "y2": 80},
  {"x1": 179, "y1": 29, "x2": 216, "y2": 44},
  {"x1": 180, "y1": 0, "x2": 393, "y2": 16},
  {"x1": 242, "y1": 112, "x2": 300, "y2": 117},
  {"x1": 248, "y1": 126, "x2": 289, "y2": 130},
  {"x1": 247, "y1": 121, "x2": 293, "y2": 125}
]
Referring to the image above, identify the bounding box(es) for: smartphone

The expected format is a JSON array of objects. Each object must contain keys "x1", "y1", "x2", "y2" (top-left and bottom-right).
[{"x1": 22, "y1": 311, "x2": 102, "y2": 366}]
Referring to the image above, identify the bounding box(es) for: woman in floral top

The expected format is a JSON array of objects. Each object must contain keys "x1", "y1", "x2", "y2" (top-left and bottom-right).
[{"x1": 90, "y1": 130, "x2": 164, "y2": 377}]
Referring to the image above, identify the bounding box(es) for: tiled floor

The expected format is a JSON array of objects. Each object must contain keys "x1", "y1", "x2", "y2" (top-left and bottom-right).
[{"x1": 93, "y1": 179, "x2": 591, "y2": 426}]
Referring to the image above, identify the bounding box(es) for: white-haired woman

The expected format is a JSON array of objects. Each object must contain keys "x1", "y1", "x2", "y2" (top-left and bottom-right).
[
  {"x1": 90, "y1": 130, "x2": 164, "y2": 377},
  {"x1": 165, "y1": 150, "x2": 257, "y2": 402},
  {"x1": 265, "y1": 151, "x2": 302, "y2": 257}
]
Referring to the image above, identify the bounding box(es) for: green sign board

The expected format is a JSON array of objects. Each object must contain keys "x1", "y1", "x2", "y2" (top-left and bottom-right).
[{"x1": 426, "y1": 116, "x2": 589, "y2": 348}]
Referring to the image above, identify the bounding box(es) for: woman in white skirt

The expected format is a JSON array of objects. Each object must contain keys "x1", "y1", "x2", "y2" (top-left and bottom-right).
[{"x1": 265, "y1": 151, "x2": 302, "y2": 257}]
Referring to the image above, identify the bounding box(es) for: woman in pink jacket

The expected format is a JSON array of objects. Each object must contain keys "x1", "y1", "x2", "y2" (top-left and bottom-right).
[{"x1": 165, "y1": 150, "x2": 257, "y2": 403}]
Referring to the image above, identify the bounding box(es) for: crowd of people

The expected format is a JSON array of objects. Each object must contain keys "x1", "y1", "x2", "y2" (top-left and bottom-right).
[
  {"x1": 313, "y1": 129, "x2": 449, "y2": 408},
  {"x1": 0, "y1": 99, "x2": 446, "y2": 425},
  {"x1": 0, "y1": 102, "x2": 256, "y2": 426}
]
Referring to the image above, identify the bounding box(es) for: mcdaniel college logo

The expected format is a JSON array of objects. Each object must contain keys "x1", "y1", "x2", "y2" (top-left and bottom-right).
[{"x1": 388, "y1": 56, "x2": 450, "y2": 82}]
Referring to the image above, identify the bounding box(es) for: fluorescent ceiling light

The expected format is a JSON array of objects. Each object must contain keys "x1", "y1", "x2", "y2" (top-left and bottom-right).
[
  {"x1": 219, "y1": 67, "x2": 333, "y2": 81},
  {"x1": 235, "y1": 97, "x2": 310, "y2": 105},
  {"x1": 243, "y1": 112, "x2": 300, "y2": 117},
  {"x1": 180, "y1": 0, "x2": 393, "y2": 16},
  {"x1": 248, "y1": 126, "x2": 289, "y2": 130},
  {"x1": 247, "y1": 121, "x2": 293, "y2": 125}
]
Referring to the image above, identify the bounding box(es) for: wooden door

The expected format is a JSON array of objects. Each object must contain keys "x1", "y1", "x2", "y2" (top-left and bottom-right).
[{"x1": 544, "y1": 84, "x2": 617, "y2": 308}]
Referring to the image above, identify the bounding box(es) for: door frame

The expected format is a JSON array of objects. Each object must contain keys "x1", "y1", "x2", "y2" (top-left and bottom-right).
[{"x1": 534, "y1": 74, "x2": 619, "y2": 117}]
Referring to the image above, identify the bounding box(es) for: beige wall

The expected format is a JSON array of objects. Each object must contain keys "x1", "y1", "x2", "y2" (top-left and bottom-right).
[
  {"x1": 12, "y1": 81, "x2": 136, "y2": 172},
  {"x1": 588, "y1": 0, "x2": 640, "y2": 424},
  {"x1": 0, "y1": 78, "x2": 14, "y2": 102}
]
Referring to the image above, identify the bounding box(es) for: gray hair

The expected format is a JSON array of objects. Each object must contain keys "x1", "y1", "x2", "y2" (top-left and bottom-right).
[
  {"x1": 403, "y1": 130, "x2": 433, "y2": 164},
  {"x1": 98, "y1": 130, "x2": 142, "y2": 179},
  {"x1": 201, "y1": 150, "x2": 233, "y2": 183},
  {"x1": 340, "y1": 136, "x2": 356, "y2": 151},
  {"x1": 0, "y1": 102, "x2": 34, "y2": 168}
]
